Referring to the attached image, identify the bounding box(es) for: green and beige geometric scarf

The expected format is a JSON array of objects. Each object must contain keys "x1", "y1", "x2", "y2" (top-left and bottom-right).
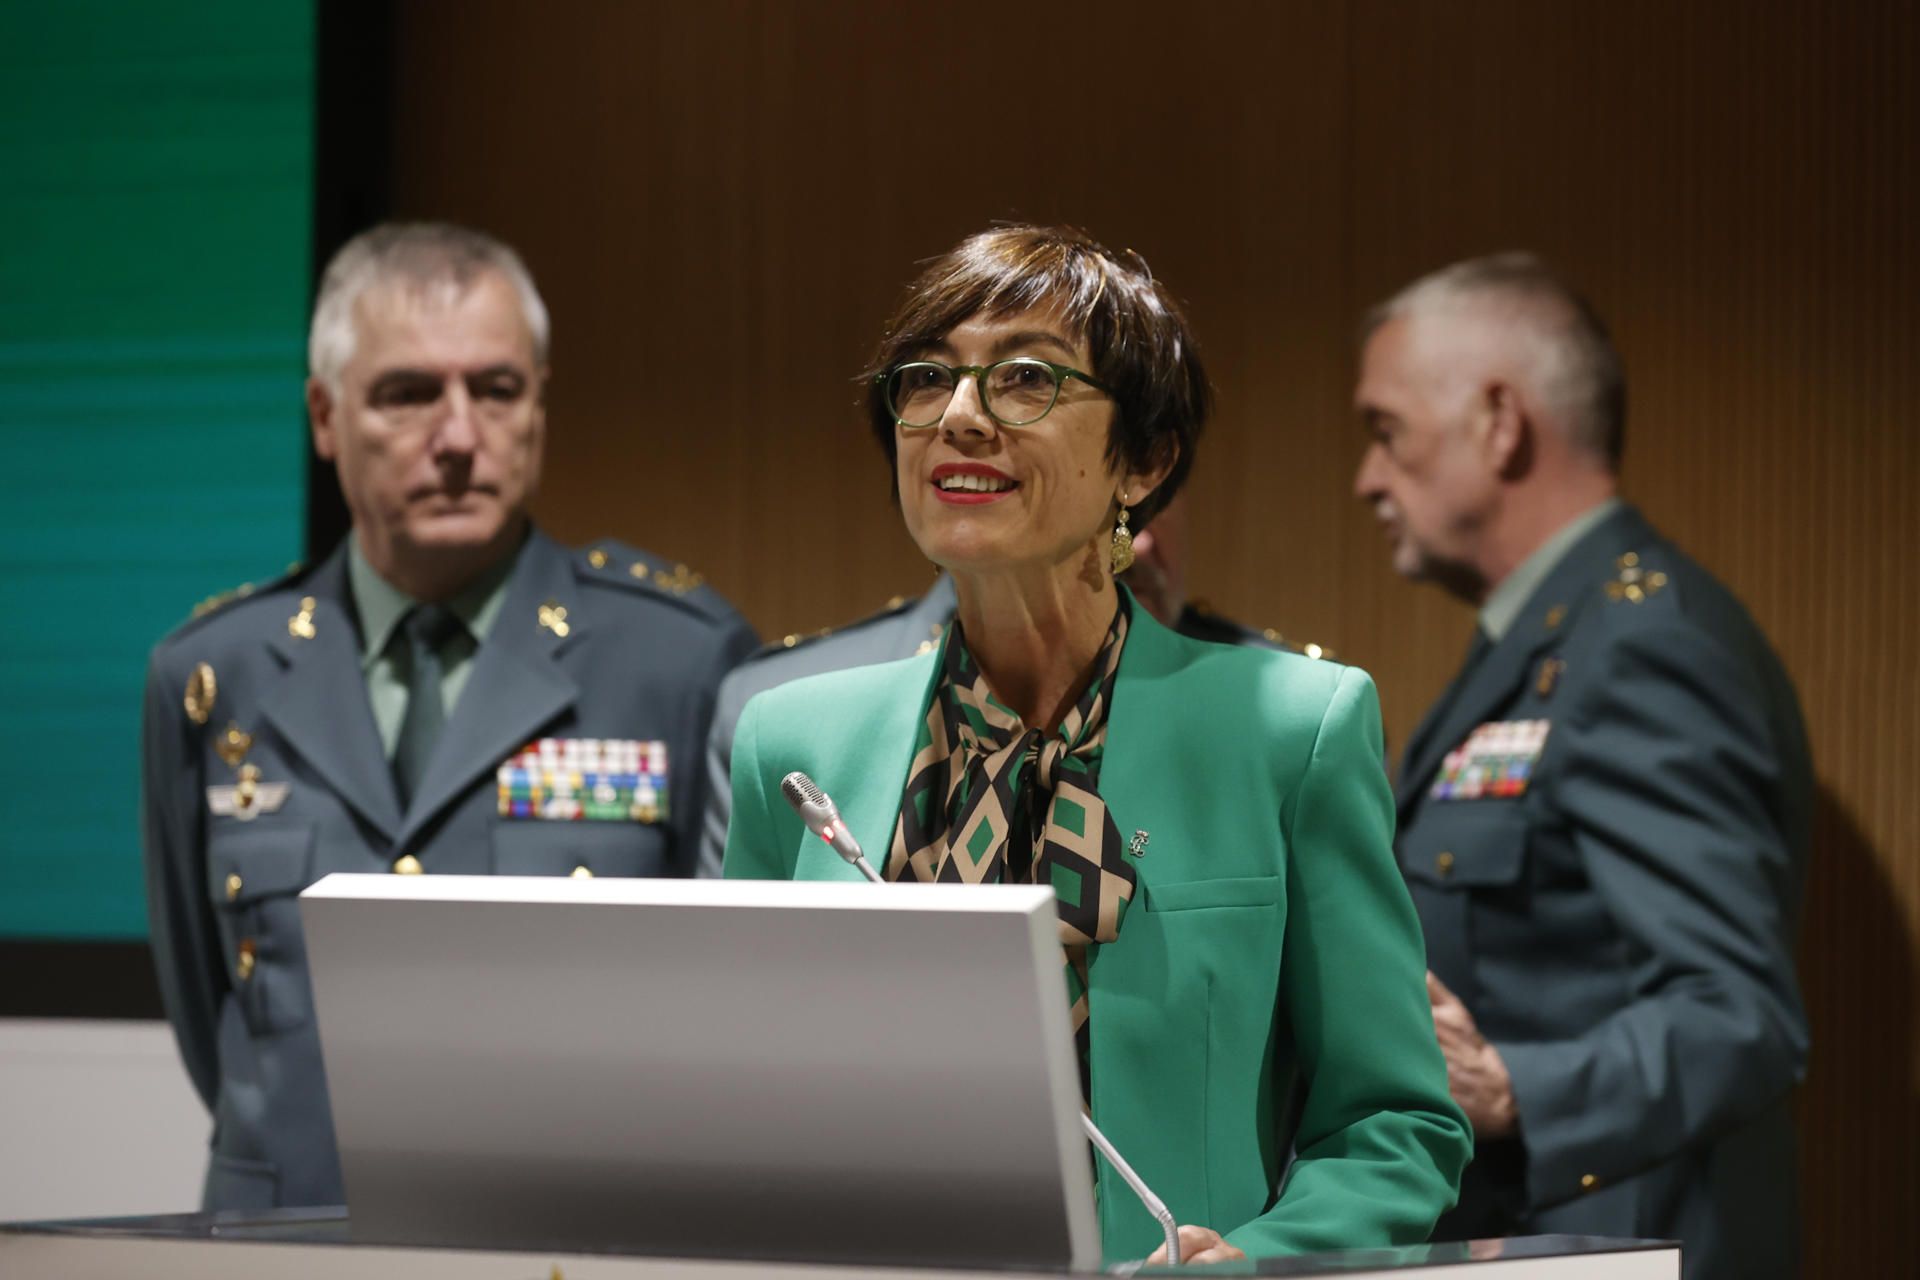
[{"x1": 885, "y1": 599, "x2": 1136, "y2": 1100}]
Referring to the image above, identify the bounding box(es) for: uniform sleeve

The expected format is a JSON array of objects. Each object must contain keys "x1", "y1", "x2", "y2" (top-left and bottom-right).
[
  {"x1": 141, "y1": 649, "x2": 225, "y2": 1113},
  {"x1": 696, "y1": 669, "x2": 754, "y2": 879},
  {"x1": 666, "y1": 614, "x2": 758, "y2": 877},
  {"x1": 1228, "y1": 667, "x2": 1471, "y2": 1256},
  {"x1": 1497, "y1": 620, "x2": 1808, "y2": 1208}
]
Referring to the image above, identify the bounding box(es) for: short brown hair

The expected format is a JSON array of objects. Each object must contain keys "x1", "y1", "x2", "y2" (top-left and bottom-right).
[{"x1": 861, "y1": 225, "x2": 1210, "y2": 529}]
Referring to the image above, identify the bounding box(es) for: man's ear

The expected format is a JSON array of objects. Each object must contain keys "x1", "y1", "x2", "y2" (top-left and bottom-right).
[
  {"x1": 307, "y1": 377, "x2": 338, "y2": 461},
  {"x1": 1482, "y1": 382, "x2": 1532, "y2": 479}
]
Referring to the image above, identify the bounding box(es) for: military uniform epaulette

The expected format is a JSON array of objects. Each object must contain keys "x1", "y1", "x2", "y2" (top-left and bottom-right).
[
  {"x1": 1600, "y1": 550, "x2": 1674, "y2": 608},
  {"x1": 174, "y1": 562, "x2": 311, "y2": 634},
  {"x1": 1184, "y1": 601, "x2": 1337, "y2": 662},
  {"x1": 743, "y1": 592, "x2": 926, "y2": 665},
  {"x1": 571, "y1": 540, "x2": 740, "y2": 627}
]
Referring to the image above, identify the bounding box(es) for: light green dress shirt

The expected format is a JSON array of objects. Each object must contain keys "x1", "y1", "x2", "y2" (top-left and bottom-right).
[
  {"x1": 1478, "y1": 497, "x2": 1622, "y2": 642},
  {"x1": 346, "y1": 536, "x2": 515, "y2": 758}
]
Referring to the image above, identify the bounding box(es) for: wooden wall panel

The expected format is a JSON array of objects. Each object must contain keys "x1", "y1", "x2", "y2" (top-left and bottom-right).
[{"x1": 389, "y1": 3, "x2": 1915, "y2": 1272}]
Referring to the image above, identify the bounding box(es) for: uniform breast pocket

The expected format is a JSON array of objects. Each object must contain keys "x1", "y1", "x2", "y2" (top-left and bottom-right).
[
  {"x1": 491, "y1": 821, "x2": 674, "y2": 878},
  {"x1": 206, "y1": 822, "x2": 317, "y2": 1035},
  {"x1": 1133, "y1": 875, "x2": 1286, "y2": 996},
  {"x1": 1400, "y1": 802, "x2": 1530, "y2": 892},
  {"x1": 1143, "y1": 875, "x2": 1283, "y2": 912}
]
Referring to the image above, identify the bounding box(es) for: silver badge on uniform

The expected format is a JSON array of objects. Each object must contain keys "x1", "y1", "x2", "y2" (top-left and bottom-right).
[{"x1": 207, "y1": 764, "x2": 289, "y2": 821}]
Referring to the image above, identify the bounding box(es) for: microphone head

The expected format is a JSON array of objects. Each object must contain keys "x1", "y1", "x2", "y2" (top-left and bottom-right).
[
  {"x1": 781, "y1": 771, "x2": 842, "y2": 836},
  {"x1": 780, "y1": 771, "x2": 829, "y2": 814},
  {"x1": 780, "y1": 771, "x2": 865, "y2": 867}
]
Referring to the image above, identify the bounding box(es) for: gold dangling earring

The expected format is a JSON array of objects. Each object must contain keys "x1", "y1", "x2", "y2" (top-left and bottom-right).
[{"x1": 1110, "y1": 493, "x2": 1135, "y2": 575}]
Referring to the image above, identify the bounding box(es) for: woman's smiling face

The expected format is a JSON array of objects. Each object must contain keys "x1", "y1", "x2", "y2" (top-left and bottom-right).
[{"x1": 895, "y1": 304, "x2": 1128, "y2": 578}]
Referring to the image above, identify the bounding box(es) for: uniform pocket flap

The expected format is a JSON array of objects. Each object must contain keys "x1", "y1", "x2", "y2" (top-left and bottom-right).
[
  {"x1": 1145, "y1": 875, "x2": 1282, "y2": 912},
  {"x1": 491, "y1": 821, "x2": 671, "y2": 878},
  {"x1": 207, "y1": 824, "x2": 316, "y2": 906},
  {"x1": 1401, "y1": 802, "x2": 1528, "y2": 887}
]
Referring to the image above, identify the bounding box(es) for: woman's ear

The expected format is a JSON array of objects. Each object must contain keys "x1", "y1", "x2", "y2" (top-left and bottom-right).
[{"x1": 1121, "y1": 440, "x2": 1180, "y2": 511}]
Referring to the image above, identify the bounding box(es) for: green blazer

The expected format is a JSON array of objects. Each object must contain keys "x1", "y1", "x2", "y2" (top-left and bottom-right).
[{"x1": 724, "y1": 601, "x2": 1469, "y2": 1261}]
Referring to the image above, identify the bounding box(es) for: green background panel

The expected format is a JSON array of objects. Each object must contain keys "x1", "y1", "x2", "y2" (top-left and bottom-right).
[{"x1": 0, "y1": 2, "x2": 316, "y2": 938}]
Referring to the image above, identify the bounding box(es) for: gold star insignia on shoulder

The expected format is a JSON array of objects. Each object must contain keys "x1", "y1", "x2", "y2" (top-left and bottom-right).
[
  {"x1": 1260, "y1": 628, "x2": 1332, "y2": 660},
  {"x1": 191, "y1": 582, "x2": 253, "y2": 619},
  {"x1": 1606, "y1": 552, "x2": 1669, "y2": 604},
  {"x1": 657, "y1": 563, "x2": 704, "y2": 595}
]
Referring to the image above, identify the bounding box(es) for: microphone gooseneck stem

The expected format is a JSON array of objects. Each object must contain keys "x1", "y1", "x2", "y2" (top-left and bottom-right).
[
  {"x1": 1080, "y1": 1113, "x2": 1181, "y2": 1265},
  {"x1": 850, "y1": 854, "x2": 883, "y2": 884}
]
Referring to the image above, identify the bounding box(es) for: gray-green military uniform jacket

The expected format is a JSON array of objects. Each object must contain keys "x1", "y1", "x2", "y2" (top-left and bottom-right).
[
  {"x1": 143, "y1": 529, "x2": 757, "y2": 1210},
  {"x1": 1394, "y1": 503, "x2": 1810, "y2": 1280},
  {"x1": 697, "y1": 574, "x2": 1310, "y2": 876}
]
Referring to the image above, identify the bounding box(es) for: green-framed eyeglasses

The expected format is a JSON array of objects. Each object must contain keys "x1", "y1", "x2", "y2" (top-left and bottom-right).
[{"x1": 878, "y1": 357, "x2": 1111, "y2": 428}]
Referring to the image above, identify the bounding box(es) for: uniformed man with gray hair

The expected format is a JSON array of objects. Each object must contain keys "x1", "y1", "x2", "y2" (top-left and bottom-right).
[
  {"x1": 143, "y1": 222, "x2": 757, "y2": 1210},
  {"x1": 1353, "y1": 252, "x2": 1811, "y2": 1279}
]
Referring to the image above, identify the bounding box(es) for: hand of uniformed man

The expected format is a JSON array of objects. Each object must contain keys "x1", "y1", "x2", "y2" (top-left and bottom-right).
[
  {"x1": 1145, "y1": 1224, "x2": 1247, "y2": 1266},
  {"x1": 1427, "y1": 971, "x2": 1518, "y2": 1138}
]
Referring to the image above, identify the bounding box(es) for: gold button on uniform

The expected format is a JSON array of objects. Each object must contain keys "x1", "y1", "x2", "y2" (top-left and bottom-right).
[
  {"x1": 1580, "y1": 1173, "x2": 1599, "y2": 1191},
  {"x1": 570, "y1": 865, "x2": 594, "y2": 879},
  {"x1": 588, "y1": 549, "x2": 608, "y2": 568},
  {"x1": 236, "y1": 939, "x2": 257, "y2": 982},
  {"x1": 1436, "y1": 851, "x2": 1456, "y2": 878},
  {"x1": 392, "y1": 854, "x2": 424, "y2": 875},
  {"x1": 225, "y1": 873, "x2": 243, "y2": 902}
]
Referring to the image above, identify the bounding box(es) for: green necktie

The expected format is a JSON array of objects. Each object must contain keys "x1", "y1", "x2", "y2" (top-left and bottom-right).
[{"x1": 392, "y1": 603, "x2": 465, "y2": 809}]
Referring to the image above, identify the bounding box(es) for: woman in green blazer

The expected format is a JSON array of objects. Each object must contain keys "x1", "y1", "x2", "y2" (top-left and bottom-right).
[{"x1": 725, "y1": 225, "x2": 1469, "y2": 1264}]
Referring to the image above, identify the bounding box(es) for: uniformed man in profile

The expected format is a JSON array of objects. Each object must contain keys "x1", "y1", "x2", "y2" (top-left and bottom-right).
[
  {"x1": 1353, "y1": 252, "x2": 1810, "y2": 1279},
  {"x1": 698, "y1": 491, "x2": 1319, "y2": 875},
  {"x1": 142, "y1": 222, "x2": 758, "y2": 1210}
]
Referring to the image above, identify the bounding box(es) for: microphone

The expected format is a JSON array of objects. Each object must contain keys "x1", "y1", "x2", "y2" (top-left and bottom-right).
[
  {"x1": 776, "y1": 769, "x2": 1182, "y2": 1265},
  {"x1": 780, "y1": 771, "x2": 883, "y2": 883}
]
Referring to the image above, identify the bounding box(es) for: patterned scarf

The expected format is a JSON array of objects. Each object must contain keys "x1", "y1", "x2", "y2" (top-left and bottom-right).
[{"x1": 886, "y1": 599, "x2": 1136, "y2": 1099}]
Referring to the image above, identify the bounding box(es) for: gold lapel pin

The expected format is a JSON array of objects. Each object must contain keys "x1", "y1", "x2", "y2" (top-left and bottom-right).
[
  {"x1": 215, "y1": 722, "x2": 253, "y2": 769},
  {"x1": 1536, "y1": 658, "x2": 1566, "y2": 698},
  {"x1": 537, "y1": 601, "x2": 571, "y2": 638},
  {"x1": 1128, "y1": 830, "x2": 1150, "y2": 857},
  {"x1": 287, "y1": 596, "x2": 317, "y2": 640},
  {"x1": 184, "y1": 662, "x2": 217, "y2": 725}
]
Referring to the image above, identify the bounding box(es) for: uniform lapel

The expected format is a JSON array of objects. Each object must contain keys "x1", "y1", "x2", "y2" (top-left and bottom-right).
[
  {"x1": 1094, "y1": 600, "x2": 1187, "y2": 884},
  {"x1": 790, "y1": 648, "x2": 942, "y2": 880},
  {"x1": 396, "y1": 532, "x2": 580, "y2": 848},
  {"x1": 1394, "y1": 628, "x2": 1492, "y2": 813},
  {"x1": 1393, "y1": 504, "x2": 1649, "y2": 818},
  {"x1": 260, "y1": 549, "x2": 403, "y2": 841},
  {"x1": 1079, "y1": 603, "x2": 1209, "y2": 1231}
]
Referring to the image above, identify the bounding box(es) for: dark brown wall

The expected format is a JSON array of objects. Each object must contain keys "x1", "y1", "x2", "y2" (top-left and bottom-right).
[{"x1": 388, "y1": 2, "x2": 1916, "y2": 1271}]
